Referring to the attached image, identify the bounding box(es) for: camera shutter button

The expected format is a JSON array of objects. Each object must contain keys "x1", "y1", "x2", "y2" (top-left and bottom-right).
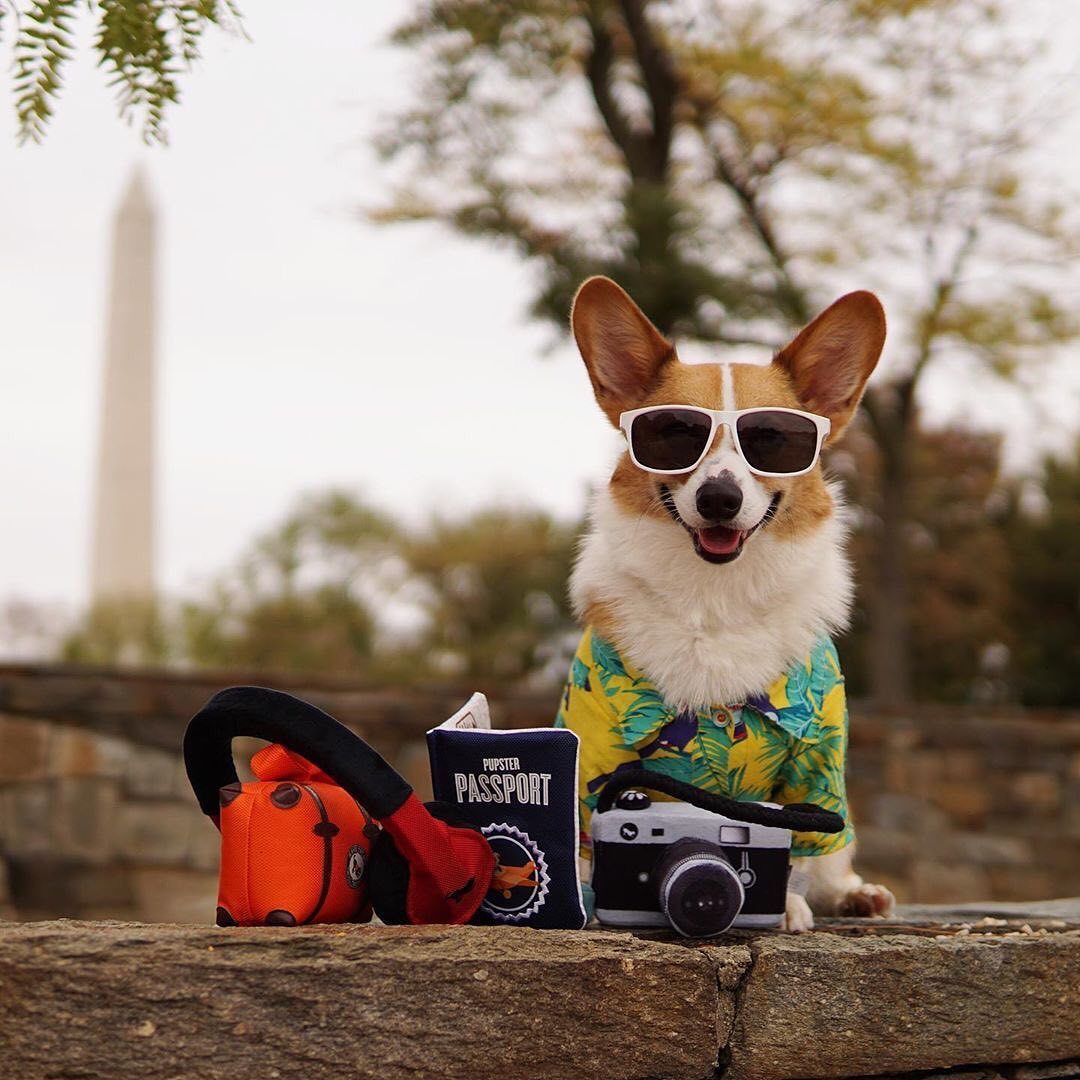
[{"x1": 615, "y1": 790, "x2": 651, "y2": 811}]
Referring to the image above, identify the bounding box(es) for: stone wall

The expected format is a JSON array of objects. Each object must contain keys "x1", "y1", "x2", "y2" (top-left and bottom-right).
[
  {"x1": 2, "y1": 918, "x2": 1079, "y2": 1079},
  {"x1": 0, "y1": 662, "x2": 558, "y2": 922},
  {"x1": 846, "y1": 710, "x2": 1080, "y2": 904},
  {"x1": 0, "y1": 662, "x2": 1078, "y2": 922}
]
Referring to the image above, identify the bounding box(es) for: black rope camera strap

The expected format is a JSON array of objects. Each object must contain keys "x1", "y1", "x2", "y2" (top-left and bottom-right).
[{"x1": 594, "y1": 768, "x2": 845, "y2": 834}]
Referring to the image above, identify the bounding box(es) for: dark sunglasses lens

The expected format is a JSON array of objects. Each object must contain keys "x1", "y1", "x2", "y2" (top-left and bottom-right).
[
  {"x1": 630, "y1": 409, "x2": 713, "y2": 471},
  {"x1": 736, "y1": 411, "x2": 819, "y2": 473}
]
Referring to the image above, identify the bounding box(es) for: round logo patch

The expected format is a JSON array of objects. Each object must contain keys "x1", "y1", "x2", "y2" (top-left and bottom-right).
[
  {"x1": 480, "y1": 824, "x2": 548, "y2": 922},
  {"x1": 345, "y1": 845, "x2": 366, "y2": 889}
]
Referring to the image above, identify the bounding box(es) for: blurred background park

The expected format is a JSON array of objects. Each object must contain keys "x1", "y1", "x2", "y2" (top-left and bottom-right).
[{"x1": 0, "y1": 0, "x2": 1078, "y2": 922}]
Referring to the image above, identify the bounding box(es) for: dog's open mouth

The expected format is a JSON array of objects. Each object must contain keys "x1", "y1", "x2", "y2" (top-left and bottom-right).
[
  {"x1": 695, "y1": 525, "x2": 745, "y2": 559},
  {"x1": 661, "y1": 487, "x2": 782, "y2": 565}
]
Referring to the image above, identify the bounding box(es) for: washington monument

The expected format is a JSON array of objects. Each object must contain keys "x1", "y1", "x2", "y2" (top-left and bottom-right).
[{"x1": 89, "y1": 168, "x2": 156, "y2": 603}]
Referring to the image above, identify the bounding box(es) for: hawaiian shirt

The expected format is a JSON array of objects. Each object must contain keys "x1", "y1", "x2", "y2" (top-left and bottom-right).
[{"x1": 554, "y1": 628, "x2": 855, "y2": 860}]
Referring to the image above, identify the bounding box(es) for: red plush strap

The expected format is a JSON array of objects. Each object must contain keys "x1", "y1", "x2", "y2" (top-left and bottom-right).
[
  {"x1": 383, "y1": 794, "x2": 495, "y2": 925},
  {"x1": 250, "y1": 743, "x2": 335, "y2": 785}
]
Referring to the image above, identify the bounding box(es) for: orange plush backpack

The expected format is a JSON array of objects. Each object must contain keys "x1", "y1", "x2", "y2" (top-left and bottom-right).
[
  {"x1": 185, "y1": 686, "x2": 496, "y2": 928},
  {"x1": 213, "y1": 742, "x2": 378, "y2": 927}
]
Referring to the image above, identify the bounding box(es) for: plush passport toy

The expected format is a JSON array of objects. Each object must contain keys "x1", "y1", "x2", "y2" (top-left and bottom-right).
[
  {"x1": 184, "y1": 686, "x2": 496, "y2": 927},
  {"x1": 427, "y1": 694, "x2": 587, "y2": 930}
]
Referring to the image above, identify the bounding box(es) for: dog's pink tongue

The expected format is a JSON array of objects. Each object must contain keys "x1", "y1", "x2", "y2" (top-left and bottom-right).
[{"x1": 697, "y1": 526, "x2": 743, "y2": 555}]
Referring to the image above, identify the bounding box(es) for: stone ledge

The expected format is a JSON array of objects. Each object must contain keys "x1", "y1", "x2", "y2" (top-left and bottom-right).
[
  {"x1": 2, "y1": 919, "x2": 1079, "y2": 1080},
  {"x1": 725, "y1": 931, "x2": 1080, "y2": 1080},
  {"x1": 0, "y1": 922, "x2": 733, "y2": 1080}
]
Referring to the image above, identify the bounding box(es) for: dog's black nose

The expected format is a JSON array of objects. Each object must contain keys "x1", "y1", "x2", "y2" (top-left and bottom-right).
[{"x1": 696, "y1": 477, "x2": 743, "y2": 521}]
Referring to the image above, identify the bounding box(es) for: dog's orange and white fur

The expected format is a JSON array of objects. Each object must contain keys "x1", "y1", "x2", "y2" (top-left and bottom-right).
[{"x1": 570, "y1": 277, "x2": 895, "y2": 930}]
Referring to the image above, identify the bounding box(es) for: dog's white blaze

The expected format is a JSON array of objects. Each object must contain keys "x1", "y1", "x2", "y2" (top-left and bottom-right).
[
  {"x1": 708, "y1": 363, "x2": 736, "y2": 453},
  {"x1": 720, "y1": 363, "x2": 736, "y2": 411},
  {"x1": 675, "y1": 363, "x2": 772, "y2": 531},
  {"x1": 571, "y1": 482, "x2": 854, "y2": 709}
]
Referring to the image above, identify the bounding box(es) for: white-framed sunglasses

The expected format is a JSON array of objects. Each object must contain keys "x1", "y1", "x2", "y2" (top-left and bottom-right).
[{"x1": 618, "y1": 405, "x2": 832, "y2": 477}]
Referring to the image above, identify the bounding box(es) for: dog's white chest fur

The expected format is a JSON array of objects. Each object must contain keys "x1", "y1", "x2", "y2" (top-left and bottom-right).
[{"x1": 571, "y1": 486, "x2": 854, "y2": 709}]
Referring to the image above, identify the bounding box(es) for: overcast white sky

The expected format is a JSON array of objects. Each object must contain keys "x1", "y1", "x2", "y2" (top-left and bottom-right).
[{"x1": 2, "y1": 1, "x2": 1079, "y2": 612}]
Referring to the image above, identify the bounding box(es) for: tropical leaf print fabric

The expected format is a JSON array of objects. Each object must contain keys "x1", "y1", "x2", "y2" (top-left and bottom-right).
[{"x1": 554, "y1": 628, "x2": 856, "y2": 859}]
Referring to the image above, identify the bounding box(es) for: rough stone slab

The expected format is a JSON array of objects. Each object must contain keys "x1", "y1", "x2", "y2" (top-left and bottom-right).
[
  {"x1": 115, "y1": 800, "x2": 199, "y2": 864},
  {"x1": 0, "y1": 714, "x2": 52, "y2": 781},
  {"x1": 870, "y1": 1061, "x2": 1080, "y2": 1079},
  {"x1": 0, "y1": 665, "x2": 596, "y2": 755},
  {"x1": 0, "y1": 783, "x2": 53, "y2": 858},
  {"x1": 725, "y1": 930, "x2": 1080, "y2": 1080},
  {"x1": 126, "y1": 868, "x2": 219, "y2": 924},
  {"x1": 894, "y1": 899, "x2": 1080, "y2": 924},
  {"x1": 123, "y1": 743, "x2": 183, "y2": 798},
  {"x1": 702, "y1": 943, "x2": 757, "y2": 1053},
  {"x1": 0, "y1": 922, "x2": 736, "y2": 1080}
]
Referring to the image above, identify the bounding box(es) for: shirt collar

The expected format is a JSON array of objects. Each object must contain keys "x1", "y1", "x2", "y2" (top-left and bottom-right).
[
  {"x1": 590, "y1": 630, "x2": 827, "y2": 748},
  {"x1": 752, "y1": 637, "x2": 843, "y2": 744},
  {"x1": 744, "y1": 661, "x2": 821, "y2": 744}
]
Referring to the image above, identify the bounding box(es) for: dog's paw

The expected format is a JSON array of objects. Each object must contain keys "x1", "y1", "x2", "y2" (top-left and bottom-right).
[
  {"x1": 782, "y1": 891, "x2": 815, "y2": 932},
  {"x1": 836, "y1": 882, "x2": 895, "y2": 918}
]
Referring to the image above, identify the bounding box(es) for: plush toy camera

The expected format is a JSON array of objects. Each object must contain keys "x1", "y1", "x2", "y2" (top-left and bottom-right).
[
  {"x1": 592, "y1": 791, "x2": 792, "y2": 936},
  {"x1": 590, "y1": 769, "x2": 845, "y2": 938}
]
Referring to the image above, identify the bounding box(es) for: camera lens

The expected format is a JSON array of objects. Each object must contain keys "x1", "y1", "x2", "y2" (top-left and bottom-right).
[{"x1": 655, "y1": 838, "x2": 744, "y2": 937}]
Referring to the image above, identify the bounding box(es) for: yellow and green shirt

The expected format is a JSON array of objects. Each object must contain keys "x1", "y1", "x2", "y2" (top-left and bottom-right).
[{"x1": 554, "y1": 628, "x2": 855, "y2": 860}]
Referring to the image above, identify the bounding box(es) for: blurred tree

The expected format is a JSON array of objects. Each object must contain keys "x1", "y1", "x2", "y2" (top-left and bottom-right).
[
  {"x1": 2, "y1": 0, "x2": 242, "y2": 143},
  {"x1": 375, "y1": 0, "x2": 1079, "y2": 704},
  {"x1": 58, "y1": 491, "x2": 582, "y2": 684},
  {"x1": 401, "y1": 508, "x2": 580, "y2": 681},
  {"x1": 62, "y1": 597, "x2": 168, "y2": 667},
  {"x1": 0, "y1": 598, "x2": 69, "y2": 659},
  {"x1": 1002, "y1": 445, "x2": 1080, "y2": 707},
  {"x1": 60, "y1": 469, "x2": 1080, "y2": 706},
  {"x1": 178, "y1": 490, "x2": 400, "y2": 675},
  {"x1": 835, "y1": 422, "x2": 1012, "y2": 704},
  {"x1": 61, "y1": 490, "x2": 399, "y2": 674}
]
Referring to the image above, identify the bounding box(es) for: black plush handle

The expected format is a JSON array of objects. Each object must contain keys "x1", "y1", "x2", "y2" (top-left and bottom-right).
[
  {"x1": 183, "y1": 686, "x2": 412, "y2": 820},
  {"x1": 595, "y1": 768, "x2": 844, "y2": 834}
]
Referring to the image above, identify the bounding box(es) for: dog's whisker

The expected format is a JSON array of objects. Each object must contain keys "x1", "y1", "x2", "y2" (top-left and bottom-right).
[{"x1": 628, "y1": 493, "x2": 669, "y2": 542}]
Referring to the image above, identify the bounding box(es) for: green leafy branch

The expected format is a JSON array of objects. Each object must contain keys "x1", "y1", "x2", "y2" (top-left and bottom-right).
[
  {"x1": 5, "y1": 0, "x2": 243, "y2": 144},
  {"x1": 12, "y1": 0, "x2": 78, "y2": 143}
]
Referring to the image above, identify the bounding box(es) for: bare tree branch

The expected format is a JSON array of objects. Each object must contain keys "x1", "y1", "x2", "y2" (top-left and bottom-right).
[
  {"x1": 584, "y1": 12, "x2": 650, "y2": 179},
  {"x1": 710, "y1": 146, "x2": 811, "y2": 325},
  {"x1": 859, "y1": 384, "x2": 889, "y2": 445},
  {"x1": 900, "y1": 224, "x2": 980, "y2": 420},
  {"x1": 616, "y1": 0, "x2": 677, "y2": 180}
]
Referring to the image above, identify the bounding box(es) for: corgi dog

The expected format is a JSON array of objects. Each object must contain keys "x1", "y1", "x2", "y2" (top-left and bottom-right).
[{"x1": 557, "y1": 276, "x2": 895, "y2": 931}]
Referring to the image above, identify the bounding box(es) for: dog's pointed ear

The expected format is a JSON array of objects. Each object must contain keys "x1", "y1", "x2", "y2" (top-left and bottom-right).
[
  {"x1": 775, "y1": 291, "x2": 885, "y2": 441},
  {"x1": 571, "y1": 276, "x2": 675, "y2": 427}
]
